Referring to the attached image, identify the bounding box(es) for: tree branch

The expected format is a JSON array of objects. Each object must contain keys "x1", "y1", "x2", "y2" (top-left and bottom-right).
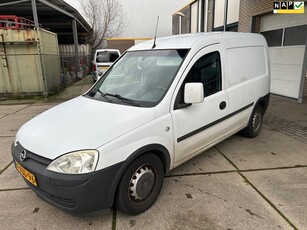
[{"x1": 79, "y1": 0, "x2": 125, "y2": 50}]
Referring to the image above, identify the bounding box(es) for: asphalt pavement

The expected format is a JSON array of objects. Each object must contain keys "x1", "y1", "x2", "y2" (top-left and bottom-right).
[{"x1": 0, "y1": 95, "x2": 306, "y2": 230}]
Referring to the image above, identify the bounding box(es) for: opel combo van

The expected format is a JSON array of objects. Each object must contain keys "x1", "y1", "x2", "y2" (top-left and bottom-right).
[{"x1": 12, "y1": 32, "x2": 270, "y2": 215}]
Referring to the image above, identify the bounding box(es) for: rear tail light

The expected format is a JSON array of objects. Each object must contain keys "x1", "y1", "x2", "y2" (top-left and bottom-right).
[{"x1": 93, "y1": 64, "x2": 96, "y2": 71}]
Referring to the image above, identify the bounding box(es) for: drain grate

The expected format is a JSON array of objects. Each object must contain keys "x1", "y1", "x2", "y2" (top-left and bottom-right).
[{"x1": 264, "y1": 113, "x2": 307, "y2": 144}]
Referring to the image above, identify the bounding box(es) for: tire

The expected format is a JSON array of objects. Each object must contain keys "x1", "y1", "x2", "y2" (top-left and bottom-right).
[
  {"x1": 241, "y1": 104, "x2": 263, "y2": 138},
  {"x1": 115, "y1": 153, "x2": 164, "y2": 215}
]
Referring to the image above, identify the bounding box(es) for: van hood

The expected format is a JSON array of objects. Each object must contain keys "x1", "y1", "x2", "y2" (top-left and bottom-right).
[{"x1": 16, "y1": 96, "x2": 156, "y2": 160}]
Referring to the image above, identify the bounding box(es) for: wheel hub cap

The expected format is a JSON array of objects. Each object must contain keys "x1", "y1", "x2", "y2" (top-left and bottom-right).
[
  {"x1": 129, "y1": 166, "x2": 154, "y2": 200},
  {"x1": 253, "y1": 110, "x2": 261, "y2": 132}
]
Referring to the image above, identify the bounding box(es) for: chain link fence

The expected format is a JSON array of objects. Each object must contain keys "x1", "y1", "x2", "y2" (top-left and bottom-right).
[
  {"x1": 57, "y1": 45, "x2": 93, "y2": 100},
  {"x1": 0, "y1": 28, "x2": 94, "y2": 101}
]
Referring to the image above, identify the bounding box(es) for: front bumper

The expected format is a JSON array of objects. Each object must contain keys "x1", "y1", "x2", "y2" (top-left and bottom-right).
[{"x1": 12, "y1": 143, "x2": 124, "y2": 214}]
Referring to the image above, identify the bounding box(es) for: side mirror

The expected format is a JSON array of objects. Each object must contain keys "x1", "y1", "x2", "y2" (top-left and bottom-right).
[{"x1": 184, "y1": 83, "x2": 204, "y2": 104}]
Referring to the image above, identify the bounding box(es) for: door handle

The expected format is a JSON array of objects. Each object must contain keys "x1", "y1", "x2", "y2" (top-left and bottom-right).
[{"x1": 219, "y1": 101, "x2": 226, "y2": 110}]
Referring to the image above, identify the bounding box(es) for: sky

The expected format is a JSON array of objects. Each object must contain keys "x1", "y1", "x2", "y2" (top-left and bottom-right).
[{"x1": 64, "y1": 0, "x2": 191, "y2": 38}]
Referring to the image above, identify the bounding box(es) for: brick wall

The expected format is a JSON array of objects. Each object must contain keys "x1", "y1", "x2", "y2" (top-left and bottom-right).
[
  {"x1": 238, "y1": 0, "x2": 274, "y2": 32},
  {"x1": 172, "y1": 15, "x2": 179, "y2": 35},
  {"x1": 172, "y1": 5, "x2": 191, "y2": 34},
  {"x1": 304, "y1": 72, "x2": 307, "y2": 98},
  {"x1": 182, "y1": 6, "x2": 191, "y2": 34},
  {"x1": 106, "y1": 40, "x2": 135, "y2": 53},
  {"x1": 207, "y1": 0, "x2": 214, "y2": 32}
]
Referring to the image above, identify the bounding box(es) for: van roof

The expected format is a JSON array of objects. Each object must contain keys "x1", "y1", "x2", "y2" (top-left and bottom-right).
[
  {"x1": 128, "y1": 32, "x2": 266, "y2": 51},
  {"x1": 95, "y1": 49, "x2": 120, "y2": 53}
]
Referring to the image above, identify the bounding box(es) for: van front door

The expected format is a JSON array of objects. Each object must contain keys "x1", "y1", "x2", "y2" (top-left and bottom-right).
[{"x1": 171, "y1": 47, "x2": 229, "y2": 166}]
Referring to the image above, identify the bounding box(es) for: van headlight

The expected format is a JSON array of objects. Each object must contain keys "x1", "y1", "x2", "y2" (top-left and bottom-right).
[{"x1": 47, "y1": 150, "x2": 99, "y2": 174}]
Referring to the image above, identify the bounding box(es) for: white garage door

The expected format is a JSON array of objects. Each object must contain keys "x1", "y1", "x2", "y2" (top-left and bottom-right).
[{"x1": 260, "y1": 8, "x2": 307, "y2": 99}]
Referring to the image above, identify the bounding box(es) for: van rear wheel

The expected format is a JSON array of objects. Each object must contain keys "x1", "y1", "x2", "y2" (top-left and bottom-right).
[
  {"x1": 115, "y1": 153, "x2": 164, "y2": 215},
  {"x1": 241, "y1": 104, "x2": 263, "y2": 138}
]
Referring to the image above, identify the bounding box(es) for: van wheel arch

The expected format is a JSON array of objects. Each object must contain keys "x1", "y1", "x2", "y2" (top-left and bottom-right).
[
  {"x1": 258, "y1": 93, "x2": 270, "y2": 114},
  {"x1": 115, "y1": 153, "x2": 164, "y2": 215},
  {"x1": 110, "y1": 144, "x2": 171, "y2": 208},
  {"x1": 124, "y1": 144, "x2": 171, "y2": 174},
  {"x1": 241, "y1": 94, "x2": 270, "y2": 138}
]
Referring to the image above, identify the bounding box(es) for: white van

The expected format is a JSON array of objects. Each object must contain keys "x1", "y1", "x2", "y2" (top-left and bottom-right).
[
  {"x1": 12, "y1": 32, "x2": 270, "y2": 215},
  {"x1": 92, "y1": 49, "x2": 120, "y2": 81}
]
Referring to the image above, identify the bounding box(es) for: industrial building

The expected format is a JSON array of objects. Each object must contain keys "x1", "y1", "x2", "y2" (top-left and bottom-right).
[
  {"x1": 0, "y1": 0, "x2": 92, "y2": 97},
  {"x1": 173, "y1": 0, "x2": 307, "y2": 103}
]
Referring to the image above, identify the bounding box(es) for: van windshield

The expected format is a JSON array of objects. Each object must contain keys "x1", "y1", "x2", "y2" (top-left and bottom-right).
[{"x1": 87, "y1": 49, "x2": 189, "y2": 107}]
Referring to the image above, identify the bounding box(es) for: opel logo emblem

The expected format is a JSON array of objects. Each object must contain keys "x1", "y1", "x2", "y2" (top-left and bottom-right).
[{"x1": 20, "y1": 150, "x2": 27, "y2": 162}]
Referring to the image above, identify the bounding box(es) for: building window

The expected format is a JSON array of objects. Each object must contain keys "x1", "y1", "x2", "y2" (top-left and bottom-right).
[
  {"x1": 261, "y1": 24, "x2": 307, "y2": 47},
  {"x1": 213, "y1": 0, "x2": 240, "y2": 31},
  {"x1": 260, "y1": 29, "x2": 283, "y2": 47},
  {"x1": 191, "y1": 1, "x2": 198, "y2": 33},
  {"x1": 213, "y1": 22, "x2": 238, "y2": 32},
  {"x1": 284, "y1": 25, "x2": 307, "y2": 46}
]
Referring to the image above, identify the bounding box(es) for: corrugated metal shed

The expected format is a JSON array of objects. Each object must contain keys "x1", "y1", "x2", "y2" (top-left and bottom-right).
[{"x1": 0, "y1": 0, "x2": 92, "y2": 44}]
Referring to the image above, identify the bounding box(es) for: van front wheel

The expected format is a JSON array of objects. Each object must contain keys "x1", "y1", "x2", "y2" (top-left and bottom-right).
[
  {"x1": 241, "y1": 104, "x2": 263, "y2": 138},
  {"x1": 115, "y1": 153, "x2": 164, "y2": 215}
]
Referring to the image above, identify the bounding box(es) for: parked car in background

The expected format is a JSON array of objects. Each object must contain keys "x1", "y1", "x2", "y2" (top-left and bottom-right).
[{"x1": 92, "y1": 49, "x2": 120, "y2": 82}]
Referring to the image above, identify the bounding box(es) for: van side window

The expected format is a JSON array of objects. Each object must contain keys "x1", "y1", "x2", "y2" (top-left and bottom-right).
[
  {"x1": 174, "y1": 51, "x2": 222, "y2": 109},
  {"x1": 187, "y1": 51, "x2": 221, "y2": 96}
]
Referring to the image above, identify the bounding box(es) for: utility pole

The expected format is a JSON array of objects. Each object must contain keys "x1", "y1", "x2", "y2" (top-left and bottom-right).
[{"x1": 223, "y1": 0, "x2": 228, "y2": 31}]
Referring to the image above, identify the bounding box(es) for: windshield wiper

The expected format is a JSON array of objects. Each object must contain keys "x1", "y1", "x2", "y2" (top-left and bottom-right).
[
  {"x1": 105, "y1": 93, "x2": 139, "y2": 106},
  {"x1": 95, "y1": 88, "x2": 113, "y2": 103}
]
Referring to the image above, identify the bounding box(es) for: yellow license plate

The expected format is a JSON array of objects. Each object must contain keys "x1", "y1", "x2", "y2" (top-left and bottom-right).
[
  {"x1": 98, "y1": 66, "x2": 108, "y2": 70},
  {"x1": 15, "y1": 161, "x2": 37, "y2": 187}
]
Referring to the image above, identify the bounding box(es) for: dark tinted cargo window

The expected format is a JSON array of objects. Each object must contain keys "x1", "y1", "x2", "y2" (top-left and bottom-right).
[{"x1": 109, "y1": 51, "x2": 120, "y2": 62}]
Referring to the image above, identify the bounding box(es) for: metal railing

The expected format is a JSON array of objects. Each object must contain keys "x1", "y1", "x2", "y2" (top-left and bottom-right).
[{"x1": 0, "y1": 15, "x2": 41, "y2": 29}]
